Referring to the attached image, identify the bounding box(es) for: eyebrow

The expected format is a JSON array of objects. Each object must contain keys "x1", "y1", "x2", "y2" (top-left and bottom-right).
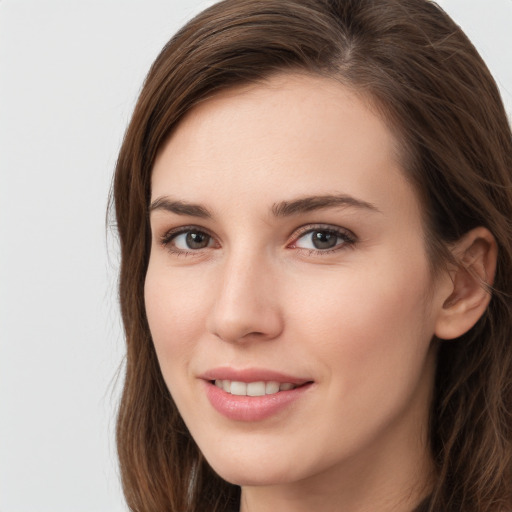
[
  {"x1": 149, "y1": 197, "x2": 212, "y2": 218},
  {"x1": 271, "y1": 194, "x2": 380, "y2": 217},
  {"x1": 149, "y1": 193, "x2": 380, "y2": 219}
]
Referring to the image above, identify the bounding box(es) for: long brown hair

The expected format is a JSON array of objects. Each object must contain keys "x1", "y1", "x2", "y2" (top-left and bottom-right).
[{"x1": 112, "y1": 1, "x2": 512, "y2": 510}]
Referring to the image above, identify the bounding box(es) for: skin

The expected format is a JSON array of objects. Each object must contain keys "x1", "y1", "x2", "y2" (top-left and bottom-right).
[{"x1": 145, "y1": 74, "x2": 455, "y2": 512}]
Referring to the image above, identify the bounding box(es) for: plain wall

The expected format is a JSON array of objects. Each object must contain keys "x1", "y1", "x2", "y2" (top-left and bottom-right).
[{"x1": 0, "y1": 1, "x2": 510, "y2": 511}]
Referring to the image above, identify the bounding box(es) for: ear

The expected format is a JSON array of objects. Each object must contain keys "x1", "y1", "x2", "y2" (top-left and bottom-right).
[{"x1": 435, "y1": 227, "x2": 497, "y2": 340}]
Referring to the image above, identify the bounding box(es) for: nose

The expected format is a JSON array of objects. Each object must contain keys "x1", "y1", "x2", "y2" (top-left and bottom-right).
[{"x1": 206, "y1": 251, "x2": 284, "y2": 344}]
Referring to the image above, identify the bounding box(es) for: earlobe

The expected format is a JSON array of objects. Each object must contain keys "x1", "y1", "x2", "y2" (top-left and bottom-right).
[{"x1": 434, "y1": 227, "x2": 497, "y2": 340}]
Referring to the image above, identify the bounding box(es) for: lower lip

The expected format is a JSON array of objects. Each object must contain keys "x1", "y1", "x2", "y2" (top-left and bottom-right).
[{"x1": 203, "y1": 381, "x2": 313, "y2": 422}]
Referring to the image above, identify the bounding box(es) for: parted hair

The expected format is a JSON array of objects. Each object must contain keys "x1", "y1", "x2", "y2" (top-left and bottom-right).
[{"x1": 112, "y1": 1, "x2": 512, "y2": 510}]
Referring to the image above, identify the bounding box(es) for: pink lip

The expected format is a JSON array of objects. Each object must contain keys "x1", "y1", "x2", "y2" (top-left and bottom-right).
[{"x1": 199, "y1": 367, "x2": 314, "y2": 422}]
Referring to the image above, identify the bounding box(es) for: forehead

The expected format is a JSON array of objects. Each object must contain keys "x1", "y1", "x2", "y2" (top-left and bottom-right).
[{"x1": 151, "y1": 73, "x2": 417, "y2": 222}]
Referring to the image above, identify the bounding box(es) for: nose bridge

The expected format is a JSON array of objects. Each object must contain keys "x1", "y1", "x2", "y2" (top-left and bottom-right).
[{"x1": 207, "y1": 244, "x2": 283, "y2": 343}]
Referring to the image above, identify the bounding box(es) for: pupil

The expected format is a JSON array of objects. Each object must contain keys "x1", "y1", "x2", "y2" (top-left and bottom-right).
[
  {"x1": 312, "y1": 230, "x2": 337, "y2": 249},
  {"x1": 186, "y1": 231, "x2": 209, "y2": 249}
]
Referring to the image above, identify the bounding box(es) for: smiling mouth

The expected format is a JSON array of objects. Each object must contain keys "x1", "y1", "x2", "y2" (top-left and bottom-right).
[
  {"x1": 204, "y1": 376, "x2": 314, "y2": 421},
  {"x1": 212, "y1": 380, "x2": 309, "y2": 396}
]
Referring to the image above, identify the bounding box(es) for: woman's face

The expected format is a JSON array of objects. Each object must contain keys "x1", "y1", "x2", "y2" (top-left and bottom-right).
[{"x1": 145, "y1": 74, "x2": 448, "y2": 492}]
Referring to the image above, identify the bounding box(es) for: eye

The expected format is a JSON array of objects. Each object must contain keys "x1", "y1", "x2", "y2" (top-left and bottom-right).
[
  {"x1": 291, "y1": 226, "x2": 355, "y2": 252},
  {"x1": 161, "y1": 228, "x2": 216, "y2": 252}
]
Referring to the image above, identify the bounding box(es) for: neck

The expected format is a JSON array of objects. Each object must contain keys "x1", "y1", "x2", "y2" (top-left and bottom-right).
[{"x1": 240, "y1": 434, "x2": 433, "y2": 512}]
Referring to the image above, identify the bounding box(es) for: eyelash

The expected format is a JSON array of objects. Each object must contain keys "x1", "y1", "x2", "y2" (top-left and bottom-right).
[
  {"x1": 159, "y1": 225, "x2": 217, "y2": 256},
  {"x1": 289, "y1": 224, "x2": 357, "y2": 255},
  {"x1": 159, "y1": 224, "x2": 357, "y2": 257}
]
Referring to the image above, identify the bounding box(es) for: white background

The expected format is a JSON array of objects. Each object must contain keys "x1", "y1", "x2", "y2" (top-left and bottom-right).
[{"x1": 0, "y1": 1, "x2": 510, "y2": 511}]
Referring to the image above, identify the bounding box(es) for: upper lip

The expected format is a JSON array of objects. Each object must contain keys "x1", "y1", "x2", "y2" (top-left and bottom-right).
[{"x1": 199, "y1": 367, "x2": 312, "y2": 385}]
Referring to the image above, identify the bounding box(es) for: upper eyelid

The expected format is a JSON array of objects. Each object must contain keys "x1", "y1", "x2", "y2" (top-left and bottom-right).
[
  {"x1": 157, "y1": 223, "x2": 356, "y2": 247},
  {"x1": 289, "y1": 223, "x2": 356, "y2": 240},
  {"x1": 159, "y1": 225, "x2": 216, "y2": 244}
]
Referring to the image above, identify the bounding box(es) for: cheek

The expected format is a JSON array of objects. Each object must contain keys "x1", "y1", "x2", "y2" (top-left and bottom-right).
[
  {"x1": 287, "y1": 251, "x2": 435, "y2": 393},
  {"x1": 144, "y1": 264, "x2": 209, "y2": 374}
]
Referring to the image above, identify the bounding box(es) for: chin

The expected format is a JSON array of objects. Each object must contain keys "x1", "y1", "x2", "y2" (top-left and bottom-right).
[
  {"x1": 199, "y1": 439, "x2": 316, "y2": 488},
  {"x1": 210, "y1": 461, "x2": 295, "y2": 487}
]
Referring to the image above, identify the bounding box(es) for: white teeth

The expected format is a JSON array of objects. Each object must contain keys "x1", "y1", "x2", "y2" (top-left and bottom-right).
[
  {"x1": 213, "y1": 379, "x2": 297, "y2": 396},
  {"x1": 230, "y1": 381, "x2": 247, "y2": 396},
  {"x1": 247, "y1": 381, "x2": 266, "y2": 396},
  {"x1": 265, "y1": 381, "x2": 280, "y2": 394}
]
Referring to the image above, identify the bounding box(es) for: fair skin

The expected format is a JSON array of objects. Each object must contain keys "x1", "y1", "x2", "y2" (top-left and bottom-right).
[{"x1": 144, "y1": 74, "x2": 494, "y2": 512}]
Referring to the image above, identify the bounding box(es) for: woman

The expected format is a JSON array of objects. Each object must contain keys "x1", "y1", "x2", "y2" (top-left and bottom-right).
[{"x1": 112, "y1": 0, "x2": 512, "y2": 510}]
